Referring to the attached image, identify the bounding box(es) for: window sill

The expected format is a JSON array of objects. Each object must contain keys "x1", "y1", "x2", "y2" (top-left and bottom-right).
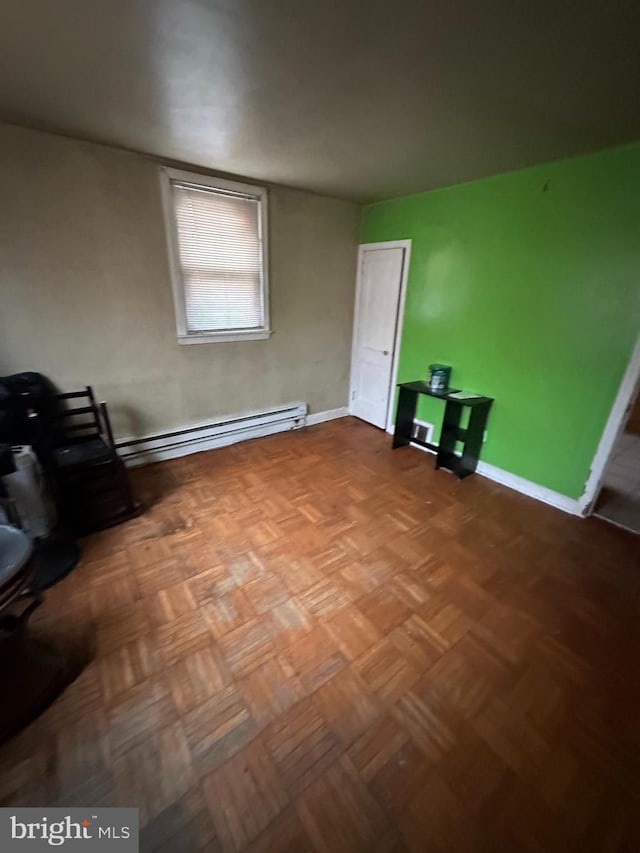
[{"x1": 177, "y1": 329, "x2": 272, "y2": 345}]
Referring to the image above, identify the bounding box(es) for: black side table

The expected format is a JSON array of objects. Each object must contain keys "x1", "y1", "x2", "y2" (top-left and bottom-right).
[{"x1": 392, "y1": 381, "x2": 494, "y2": 479}]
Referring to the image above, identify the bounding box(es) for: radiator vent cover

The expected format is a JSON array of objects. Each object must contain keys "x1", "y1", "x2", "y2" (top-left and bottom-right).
[{"x1": 411, "y1": 419, "x2": 434, "y2": 444}]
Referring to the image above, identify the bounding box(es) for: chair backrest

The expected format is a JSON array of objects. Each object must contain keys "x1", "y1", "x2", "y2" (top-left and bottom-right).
[{"x1": 47, "y1": 387, "x2": 116, "y2": 450}]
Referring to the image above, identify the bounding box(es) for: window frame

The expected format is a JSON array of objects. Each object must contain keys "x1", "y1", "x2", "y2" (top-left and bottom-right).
[{"x1": 159, "y1": 166, "x2": 271, "y2": 344}]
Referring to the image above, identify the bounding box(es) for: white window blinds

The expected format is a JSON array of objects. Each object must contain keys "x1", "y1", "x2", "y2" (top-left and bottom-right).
[{"x1": 170, "y1": 180, "x2": 266, "y2": 333}]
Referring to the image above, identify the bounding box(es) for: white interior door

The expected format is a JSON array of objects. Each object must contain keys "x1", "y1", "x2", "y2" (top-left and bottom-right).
[{"x1": 350, "y1": 245, "x2": 405, "y2": 429}]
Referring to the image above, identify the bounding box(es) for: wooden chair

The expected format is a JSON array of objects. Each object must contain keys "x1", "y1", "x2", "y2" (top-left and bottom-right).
[{"x1": 36, "y1": 386, "x2": 137, "y2": 534}]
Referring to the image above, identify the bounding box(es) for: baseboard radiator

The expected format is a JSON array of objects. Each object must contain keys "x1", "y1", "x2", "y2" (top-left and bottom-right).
[{"x1": 116, "y1": 401, "x2": 307, "y2": 467}]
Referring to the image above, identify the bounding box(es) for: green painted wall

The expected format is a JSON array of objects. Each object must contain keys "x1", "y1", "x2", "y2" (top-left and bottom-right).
[{"x1": 361, "y1": 144, "x2": 640, "y2": 499}]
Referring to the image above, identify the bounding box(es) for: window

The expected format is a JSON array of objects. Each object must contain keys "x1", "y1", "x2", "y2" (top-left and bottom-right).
[{"x1": 160, "y1": 168, "x2": 270, "y2": 343}]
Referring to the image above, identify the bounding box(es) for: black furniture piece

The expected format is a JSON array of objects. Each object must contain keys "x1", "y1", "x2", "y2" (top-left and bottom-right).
[
  {"x1": 0, "y1": 372, "x2": 58, "y2": 445},
  {"x1": 392, "y1": 381, "x2": 494, "y2": 479},
  {"x1": 1, "y1": 376, "x2": 136, "y2": 536},
  {"x1": 37, "y1": 386, "x2": 137, "y2": 534}
]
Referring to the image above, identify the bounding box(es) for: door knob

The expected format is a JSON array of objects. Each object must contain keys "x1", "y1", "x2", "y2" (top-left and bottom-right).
[{"x1": 383, "y1": 350, "x2": 389, "y2": 356}]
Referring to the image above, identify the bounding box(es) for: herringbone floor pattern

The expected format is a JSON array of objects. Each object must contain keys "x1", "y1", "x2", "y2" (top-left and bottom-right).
[{"x1": 1, "y1": 417, "x2": 639, "y2": 851}]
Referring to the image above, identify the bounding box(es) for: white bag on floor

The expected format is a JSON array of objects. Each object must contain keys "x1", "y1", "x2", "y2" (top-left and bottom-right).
[{"x1": 0, "y1": 445, "x2": 55, "y2": 538}]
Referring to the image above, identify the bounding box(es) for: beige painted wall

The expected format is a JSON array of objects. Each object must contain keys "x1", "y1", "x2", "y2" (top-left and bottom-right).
[{"x1": 0, "y1": 124, "x2": 359, "y2": 438}]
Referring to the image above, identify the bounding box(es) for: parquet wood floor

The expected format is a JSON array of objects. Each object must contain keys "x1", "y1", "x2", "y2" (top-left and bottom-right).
[{"x1": 1, "y1": 417, "x2": 639, "y2": 852}]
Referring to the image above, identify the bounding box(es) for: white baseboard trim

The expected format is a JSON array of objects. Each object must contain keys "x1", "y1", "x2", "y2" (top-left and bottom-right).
[
  {"x1": 118, "y1": 403, "x2": 579, "y2": 516},
  {"x1": 398, "y1": 438, "x2": 580, "y2": 516},
  {"x1": 306, "y1": 407, "x2": 349, "y2": 426},
  {"x1": 117, "y1": 401, "x2": 307, "y2": 467},
  {"x1": 117, "y1": 403, "x2": 350, "y2": 467},
  {"x1": 475, "y1": 461, "x2": 581, "y2": 515}
]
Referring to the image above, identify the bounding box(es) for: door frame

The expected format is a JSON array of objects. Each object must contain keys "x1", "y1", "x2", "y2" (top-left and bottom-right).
[
  {"x1": 349, "y1": 239, "x2": 412, "y2": 432},
  {"x1": 578, "y1": 332, "x2": 640, "y2": 516}
]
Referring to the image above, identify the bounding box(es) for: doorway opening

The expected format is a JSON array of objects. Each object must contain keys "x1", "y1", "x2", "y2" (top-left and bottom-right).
[
  {"x1": 593, "y1": 385, "x2": 640, "y2": 533},
  {"x1": 580, "y1": 335, "x2": 640, "y2": 533}
]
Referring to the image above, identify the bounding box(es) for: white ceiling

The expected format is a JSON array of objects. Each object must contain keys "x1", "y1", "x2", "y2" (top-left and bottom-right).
[{"x1": 1, "y1": 1, "x2": 639, "y2": 201}]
